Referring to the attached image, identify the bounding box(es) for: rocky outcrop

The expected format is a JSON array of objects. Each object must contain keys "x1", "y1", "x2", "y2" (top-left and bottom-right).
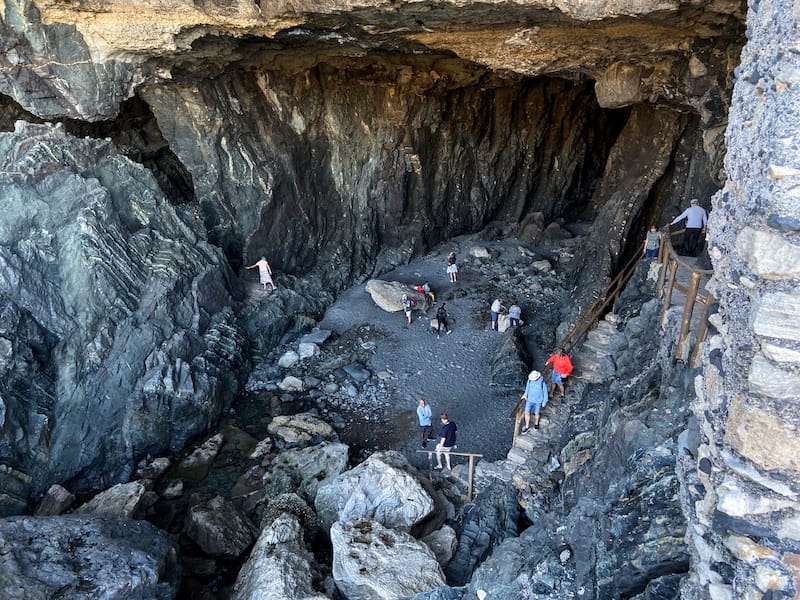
[
  {"x1": 0, "y1": 122, "x2": 245, "y2": 511},
  {"x1": 183, "y1": 495, "x2": 258, "y2": 559},
  {"x1": 262, "y1": 441, "x2": 349, "y2": 502},
  {"x1": 0, "y1": 515, "x2": 180, "y2": 598}
]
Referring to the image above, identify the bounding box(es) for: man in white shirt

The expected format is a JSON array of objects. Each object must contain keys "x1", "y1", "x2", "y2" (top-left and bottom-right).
[{"x1": 670, "y1": 199, "x2": 708, "y2": 256}]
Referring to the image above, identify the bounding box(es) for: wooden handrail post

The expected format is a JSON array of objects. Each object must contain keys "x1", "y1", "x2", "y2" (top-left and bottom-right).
[
  {"x1": 677, "y1": 271, "x2": 702, "y2": 361},
  {"x1": 690, "y1": 293, "x2": 714, "y2": 367},
  {"x1": 467, "y1": 455, "x2": 476, "y2": 501},
  {"x1": 656, "y1": 237, "x2": 668, "y2": 298},
  {"x1": 660, "y1": 259, "x2": 678, "y2": 326}
]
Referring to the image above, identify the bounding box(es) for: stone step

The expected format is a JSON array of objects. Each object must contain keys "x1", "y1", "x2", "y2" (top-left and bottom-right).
[
  {"x1": 572, "y1": 369, "x2": 606, "y2": 384},
  {"x1": 507, "y1": 446, "x2": 529, "y2": 464},
  {"x1": 595, "y1": 319, "x2": 618, "y2": 333},
  {"x1": 579, "y1": 338, "x2": 611, "y2": 357},
  {"x1": 586, "y1": 328, "x2": 616, "y2": 346}
]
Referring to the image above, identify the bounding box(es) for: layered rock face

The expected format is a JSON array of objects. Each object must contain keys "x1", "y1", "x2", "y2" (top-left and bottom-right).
[{"x1": 682, "y1": 1, "x2": 800, "y2": 598}]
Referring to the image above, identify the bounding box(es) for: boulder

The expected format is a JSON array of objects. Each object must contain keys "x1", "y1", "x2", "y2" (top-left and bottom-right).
[
  {"x1": 344, "y1": 362, "x2": 371, "y2": 381},
  {"x1": 176, "y1": 433, "x2": 225, "y2": 482},
  {"x1": 490, "y1": 328, "x2": 530, "y2": 386},
  {"x1": 331, "y1": 519, "x2": 445, "y2": 600},
  {"x1": 268, "y1": 413, "x2": 336, "y2": 445},
  {"x1": 74, "y1": 481, "x2": 146, "y2": 519},
  {"x1": 299, "y1": 329, "x2": 333, "y2": 345},
  {"x1": 517, "y1": 212, "x2": 546, "y2": 244},
  {"x1": 183, "y1": 495, "x2": 258, "y2": 558},
  {"x1": 469, "y1": 246, "x2": 491, "y2": 258},
  {"x1": 298, "y1": 342, "x2": 318, "y2": 359},
  {"x1": 422, "y1": 525, "x2": 458, "y2": 568},
  {"x1": 278, "y1": 350, "x2": 300, "y2": 368},
  {"x1": 162, "y1": 480, "x2": 184, "y2": 500},
  {"x1": 497, "y1": 313, "x2": 511, "y2": 333},
  {"x1": 0, "y1": 515, "x2": 179, "y2": 598},
  {"x1": 543, "y1": 222, "x2": 573, "y2": 240},
  {"x1": 33, "y1": 484, "x2": 75, "y2": 516},
  {"x1": 278, "y1": 376, "x2": 305, "y2": 391},
  {"x1": 315, "y1": 451, "x2": 434, "y2": 531},
  {"x1": 232, "y1": 512, "x2": 328, "y2": 600},
  {"x1": 532, "y1": 259, "x2": 553, "y2": 272},
  {"x1": 262, "y1": 441, "x2": 350, "y2": 502},
  {"x1": 365, "y1": 280, "x2": 428, "y2": 312},
  {"x1": 136, "y1": 456, "x2": 172, "y2": 480}
]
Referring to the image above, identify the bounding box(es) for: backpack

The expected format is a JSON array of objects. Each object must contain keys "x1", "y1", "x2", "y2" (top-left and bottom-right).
[{"x1": 415, "y1": 285, "x2": 424, "y2": 293}]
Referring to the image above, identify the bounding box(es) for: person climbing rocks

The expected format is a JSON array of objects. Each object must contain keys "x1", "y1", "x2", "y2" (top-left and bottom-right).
[
  {"x1": 422, "y1": 281, "x2": 435, "y2": 302},
  {"x1": 642, "y1": 224, "x2": 662, "y2": 259},
  {"x1": 417, "y1": 398, "x2": 434, "y2": 448},
  {"x1": 521, "y1": 370, "x2": 548, "y2": 433},
  {"x1": 545, "y1": 347, "x2": 573, "y2": 399},
  {"x1": 670, "y1": 199, "x2": 708, "y2": 256},
  {"x1": 435, "y1": 413, "x2": 457, "y2": 470},
  {"x1": 490, "y1": 298, "x2": 505, "y2": 331},
  {"x1": 403, "y1": 293, "x2": 414, "y2": 325},
  {"x1": 245, "y1": 256, "x2": 276, "y2": 290},
  {"x1": 446, "y1": 252, "x2": 458, "y2": 283},
  {"x1": 436, "y1": 302, "x2": 452, "y2": 338},
  {"x1": 508, "y1": 302, "x2": 522, "y2": 327}
]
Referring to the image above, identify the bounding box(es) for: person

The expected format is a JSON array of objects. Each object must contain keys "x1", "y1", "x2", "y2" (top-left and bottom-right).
[
  {"x1": 245, "y1": 256, "x2": 276, "y2": 290},
  {"x1": 545, "y1": 348, "x2": 573, "y2": 399},
  {"x1": 417, "y1": 399, "x2": 433, "y2": 448},
  {"x1": 670, "y1": 199, "x2": 708, "y2": 256},
  {"x1": 422, "y1": 281, "x2": 435, "y2": 302},
  {"x1": 508, "y1": 302, "x2": 522, "y2": 327},
  {"x1": 402, "y1": 294, "x2": 414, "y2": 325},
  {"x1": 435, "y1": 413, "x2": 457, "y2": 470},
  {"x1": 521, "y1": 370, "x2": 548, "y2": 433},
  {"x1": 436, "y1": 303, "x2": 452, "y2": 338},
  {"x1": 642, "y1": 224, "x2": 662, "y2": 259},
  {"x1": 447, "y1": 252, "x2": 458, "y2": 283},
  {"x1": 490, "y1": 298, "x2": 504, "y2": 331}
]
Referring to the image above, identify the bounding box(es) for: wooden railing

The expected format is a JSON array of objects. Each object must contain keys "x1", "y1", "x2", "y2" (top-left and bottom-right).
[
  {"x1": 416, "y1": 449, "x2": 483, "y2": 501},
  {"x1": 656, "y1": 226, "x2": 714, "y2": 366}
]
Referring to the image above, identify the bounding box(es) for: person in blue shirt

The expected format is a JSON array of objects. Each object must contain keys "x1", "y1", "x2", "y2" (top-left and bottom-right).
[
  {"x1": 403, "y1": 294, "x2": 413, "y2": 325},
  {"x1": 416, "y1": 398, "x2": 433, "y2": 448},
  {"x1": 670, "y1": 199, "x2": 708, "y2": 256},
  {"x1": 521, "y1": 370, "x2": 548, "y2": 433},
  {"x1": 435, "y1": 413, "x2": 457, "y2": 470}
]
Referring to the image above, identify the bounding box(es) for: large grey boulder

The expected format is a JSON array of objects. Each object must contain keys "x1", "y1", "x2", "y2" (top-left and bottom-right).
[
  {"x1": 74, "y1": 481, "x2": 146, "y2": 519},
  {"x1": 315, "y1": 451, "x2": 434, "y2": 532},
  {"x1": 0, "y1": 123, "x2": 244, "y2": 505},
  {"x1": 0, "y1": 515, "x2": 179, "y2": 598},
  {"x1": 331, "y1": 519, "x2": 445, "y2": 600},
  {"x1": 267, "y1": 413, "x2": 336, "y2": 445},
  {"x1": 183, "y1": 495, "x2": 258, "y2": 559},
  {"x1": 262, "y1": 441, "x2": 349, "y2": 502},
  {"x1": 365, "y1": 280, "x2": 429, "y2": 312},
  {"x1": 232, "y1": 512, "x2": 329, "y2": 600}
]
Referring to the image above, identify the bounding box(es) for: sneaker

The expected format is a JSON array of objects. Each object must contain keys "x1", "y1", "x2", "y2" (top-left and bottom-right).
[
  {"x1": 521, "y1": 426, "x2": 530, "y2": 434},
  {"x1": 422, "y1": 441, "x2": 427, "y2": 449},
  {"x1": 534, "y1": 423, "x2": 539, "y2": 430},
  {"x1": 447, "y1": 330, "x2": 452, "y2": 335},
  {"x1": 434, "y1": 465, "x2": 443, "y2": 470}
]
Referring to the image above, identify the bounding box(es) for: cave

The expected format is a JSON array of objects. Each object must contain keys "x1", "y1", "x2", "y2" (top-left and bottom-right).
[{"x1": 3, "y1": 1, "x2": 800, "y2": 599}]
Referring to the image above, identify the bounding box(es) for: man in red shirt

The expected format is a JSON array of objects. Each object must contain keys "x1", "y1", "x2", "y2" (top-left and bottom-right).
[{"x1": 545, "y1": 348, "x2": 573, "y2": 398}]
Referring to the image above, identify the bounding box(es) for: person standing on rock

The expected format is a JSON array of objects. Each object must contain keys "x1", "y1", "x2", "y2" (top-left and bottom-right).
[
  {"x1": 521, "y1": 370, "x2": 548, "y2": 433},
  {"x1": 435, "y1": 303, "x2": 452, "y2": 338},
  {"x1": 670, "y1": 199, "x2": 708, "y2": 256},
  {"x1": 490, "y1": 298, "x2": 505, "y2": 331},
  {"x1": 245, "y1": 256, "x2": 276, "y2": 290},
  {"x1": 435, "y1": 413, "x2": 457, "y2": 470},
  {"x1": 642, "y1": 224, "x2": 662, "y2": 259},
  {"x1": 508, "y1": 302, "x2": 522, "y2": 327},
  {"x1": 403, "y1": 294, "x2": 414, "y2": 325},
  {"x1": 417, "y1": 399, "x2": 433, "y2": 448},
  {"x1": 545, "y1": 348, "x2": 573, "y2": 399},
  {"x1": 447, "y1": 252, "x2": 458, "y2": 283}
]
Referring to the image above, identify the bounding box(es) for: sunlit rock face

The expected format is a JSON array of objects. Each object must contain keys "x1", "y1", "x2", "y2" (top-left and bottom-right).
[{"x1": 0, "y1": 0, "x2": 748, "y2": 514}]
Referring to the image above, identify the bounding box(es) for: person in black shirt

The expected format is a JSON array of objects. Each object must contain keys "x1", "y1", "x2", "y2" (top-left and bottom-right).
[
  {"x1": 435, "y1": 413, "x2": 457, "y2": 470},
  {"x1": 436, "y1": 303, "x2": 452, "y2": 338}
]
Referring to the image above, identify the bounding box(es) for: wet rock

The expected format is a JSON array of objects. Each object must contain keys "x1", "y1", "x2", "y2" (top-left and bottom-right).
[
  {"x1": 33, "y1": 484, "x2": 75, "y2": 516},
  {"x1": 75, "y1": 481, "x2": 146, "y2": 519},
  {"x1": 232, "y1": 512, "x2": 328, "y2": 600},
  {"x1": 176, "y1": 433, "x2": 225, "y2": 482},
  {"x1": 184, "y1": 495, "x2": 258, "y2": 559},
  {"x1": 315, "y1": 451, "x2": 434, "y2": 532},
  {"x1": 0, "y1": 515, "x2": 179, "y2": 598},
  {"x1": 331, "y1": 519, "x2": 445, "y2": 600},
  {"x1": 267, "y1": 413, "x2": 336, "y2": 445},
  {"x1": 278, "y1": 350, "x2": 300, "y2": 368},
  {"x1": 262, "y1": 441, "x2": 349, "y2": 502}
]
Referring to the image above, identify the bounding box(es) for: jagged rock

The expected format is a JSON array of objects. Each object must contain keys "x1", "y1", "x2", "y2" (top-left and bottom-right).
[
  {"x1": 0, "y1": 465, "x2": 32, "y2": 516},
  {"x1": 0, "y1": 515, "x2": 179, "y2": 598},
  {"x1": 315, "y1": 451, "x2": 434, "y2": 532},
  {"x1": 249, "y1": 437, "x2": 274, "y2": 460},
  {"x1": 184, "y1": 495, "x2": 258, "y2": 558},
  {"x1": 422, "y1": 525, "x2": 458, "y2": 568},
  {"x1": 268, "y1": 413, "x2": 336, "y2": 445},
  {"x1": 33, "y1": 484, "x2": 75, "y2": 516},
  {"x1": 445, "y1": 481, "x2": 520, "y2": 586},
  {"x1": 232, "y1": 512, "x2": 329, "y2": 600},
  {"x1": 365, "y1": 280, "x2": 429, "y2": 312},
  {"x1": 490, "y1": 328, "x2": 530, "y2": 386},
  {"x1": 278, "y1": 350, "x2": 301, "y2": 368},
  {"x1": 136, "y1": 456, "x2": 172, "y2": 480},
  {"x1": 331, "y1": 519, "x2": 445, "y2": 600},
  {"x1": 74, "y1": 481, "x2": 146, "y2": 519},
  {"x1": 262, "y1": 441, "x2": 349, "y2": 502},
  {"x1": 176, "y1": 433, "x2": 225, "y2": 482}
]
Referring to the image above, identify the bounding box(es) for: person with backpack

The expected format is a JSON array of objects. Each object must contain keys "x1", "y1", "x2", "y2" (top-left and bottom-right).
[
  {"x1": 435, "y1": 413, "x2": 457, "y2": 470},
  {"x1": 545, "y1": 348, "x2": 573, "y2": 399},
  {"x1": 435, "y1": 303, "x2": 452, "y2": 338},
  {"x1": 521, "y1": 370, "x2": 548, "y2": 433},
  {"x1": 402, "y1": 294, "x2": 414, "y2": 325}
]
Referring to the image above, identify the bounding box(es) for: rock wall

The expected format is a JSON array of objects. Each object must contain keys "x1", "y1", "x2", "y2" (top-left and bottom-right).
[{"x1": 682, "y1": 0, "x2": 800, "y2": 598}]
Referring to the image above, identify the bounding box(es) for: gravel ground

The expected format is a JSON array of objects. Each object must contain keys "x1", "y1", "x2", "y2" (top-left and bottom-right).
[{"x1": 318, "y1": 235, "x2": 569, "y2": 472}]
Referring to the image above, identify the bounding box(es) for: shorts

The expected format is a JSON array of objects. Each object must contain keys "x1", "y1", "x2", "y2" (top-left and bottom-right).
[
  {"x1": 420, "y1": 424, "x2": 432, "y2": 436},
  {"x1": 524, "y1": 399, "x2": 543, "y2": 416},
  {"x1": 447, "y1": 264, "x2": 458, "y2": 273},
  {"x1": 551, "y1": 371, "x2": 563, "y2": 385},
  {"x1": 491, "y1": 311, "x2": 499, "y2": 322},
  {"x1": 645, "y1": 248, "x2": 658, "y2": 258}
]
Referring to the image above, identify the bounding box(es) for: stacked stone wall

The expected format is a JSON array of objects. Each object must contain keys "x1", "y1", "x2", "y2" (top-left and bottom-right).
[{"x1": 684, "y1": 0, "x2": 800, "y2": 598}]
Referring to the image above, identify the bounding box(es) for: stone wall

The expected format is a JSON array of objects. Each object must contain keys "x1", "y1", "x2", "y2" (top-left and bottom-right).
[{"x1": 683, "y1": 0, "x2": 800, "y2": 597}]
